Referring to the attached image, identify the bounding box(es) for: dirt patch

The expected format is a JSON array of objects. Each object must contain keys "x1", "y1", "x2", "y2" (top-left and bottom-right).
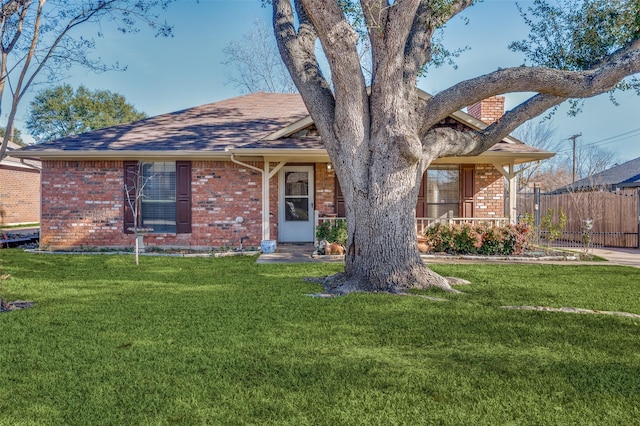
[{"x1": 0, "y1": 299, "x2": 35, "y2": 313}]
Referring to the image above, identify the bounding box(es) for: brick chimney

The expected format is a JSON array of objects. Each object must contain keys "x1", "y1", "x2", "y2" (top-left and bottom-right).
[{"x1": 467, "y1": 96, "x2": 505, "y2": 125}]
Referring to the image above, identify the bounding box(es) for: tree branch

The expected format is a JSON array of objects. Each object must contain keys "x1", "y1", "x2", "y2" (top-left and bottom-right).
[
  {"x1": 475, "y1": 94, "x2": 564, "y2": 152},
  {"x1": 404, "y1": 1, "x2": 476, "y2": 84},
  {"x1": 272, "y1": 0, "x2": 335, "y2": 133},
  {"x1": 403, "y1": 2, "x2": 435, "y2": 79},
  {"x1": 420, "y1": 38, "x2": 640, "y2": 135},
  {"x1": 435, "y1": 0, "x2": 477, "y2": 26},
  {"x1": 422, "y1": 93, "x2": 563, "y2": 159},
  {"x1": 299, "y1": 0, "x2": 367, "y2": 129}
]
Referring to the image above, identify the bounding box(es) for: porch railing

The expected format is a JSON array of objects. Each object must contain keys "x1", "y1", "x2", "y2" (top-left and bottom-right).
[{"x1": 314, "y1": 212, "x2": 509, "y2": 242}]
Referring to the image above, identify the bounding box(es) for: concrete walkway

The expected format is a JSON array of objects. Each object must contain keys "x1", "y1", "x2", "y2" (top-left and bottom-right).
[
  {"x1": 588, "y1": 247, "x2": 640, "y2": 269},
  {"x1": 257, "y1": 243, "x2": 640, "y2": 269},
  {"x1": 257, "y1": 244, "x2": 335, "y2": 264}
]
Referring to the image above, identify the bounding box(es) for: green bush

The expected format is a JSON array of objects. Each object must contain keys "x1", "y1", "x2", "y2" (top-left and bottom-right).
[
  {"x1": 316, "y1": 219, "x2": 347, "y2": 246},
  {"x1": 422, "y1": 222, "x2": 530, "y2": 255}
]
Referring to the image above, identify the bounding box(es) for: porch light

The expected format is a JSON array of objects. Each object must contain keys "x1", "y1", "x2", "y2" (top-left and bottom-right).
[{"x1": 326, "y1": 163, "x2": 332, "y2": 171}]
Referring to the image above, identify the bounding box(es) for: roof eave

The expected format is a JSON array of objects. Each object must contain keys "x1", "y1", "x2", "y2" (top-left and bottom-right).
[
  {"x1": 10, "y1": 146, "x2": 554, "y2": 166},
  {"x1": 8, "y1": 150, "x2": 232, "y2": 161},
  {"x1": 435, "y1": 150, "x2": 555, "y2": 165}
]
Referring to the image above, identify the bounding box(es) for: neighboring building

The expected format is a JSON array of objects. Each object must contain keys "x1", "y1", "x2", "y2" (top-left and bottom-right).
[
  {"x1": 556, "y1": 156, "x2": 640, "y2": 193},
  {"x1": 0, "y1": 141, "x2": 41, "y2": 225},
  {"x1": 11, "y1": 91, "x2": 553, "y2": 250}
]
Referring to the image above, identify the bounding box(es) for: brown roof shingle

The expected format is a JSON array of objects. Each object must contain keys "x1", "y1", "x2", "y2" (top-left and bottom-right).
[
  {"x1": 16, "y1": 92, "x2": 309, "y2": 154},
  {"x1": 12, "y1": 91, "x2": 553, "y2": 163}
]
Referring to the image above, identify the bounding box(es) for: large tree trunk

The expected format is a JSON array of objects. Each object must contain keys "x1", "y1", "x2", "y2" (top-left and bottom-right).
[{"x1": 324, "y1": 136, "x2": 456, "y2": 295}]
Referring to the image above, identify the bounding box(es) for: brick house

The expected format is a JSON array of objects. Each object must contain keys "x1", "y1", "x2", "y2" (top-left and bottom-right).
[
  {"x1": 0, "y1": 141, "x2": 41, "y2": 226},
  {"x1": 11, "y1": 90, "x2": 553, "y2": 250}
]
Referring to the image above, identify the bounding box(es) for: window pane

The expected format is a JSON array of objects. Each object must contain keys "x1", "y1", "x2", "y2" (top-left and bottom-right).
[
  {"x1": 427, "y1": 204, "x2": 459, "y2": 218},
  {"x1": 426, "y1": 165, "x2": 460, "y2": 218},
  {"x1": 141, "y1": 162, "x2": 176, "y2": 233},
  {"x1": 427, "y1": 166, "x2": 459, "y2": 203},
  {"x1": 285, "y1": 198, "x2": 309, "y2": 221},
  {"x1": 285, "y1": 172, "x2": 309, "y2": 196}
]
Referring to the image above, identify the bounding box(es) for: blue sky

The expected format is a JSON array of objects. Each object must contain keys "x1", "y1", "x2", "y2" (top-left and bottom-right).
[{"x1": 10, "y1": 0, "x2": 640, "y2": 161}]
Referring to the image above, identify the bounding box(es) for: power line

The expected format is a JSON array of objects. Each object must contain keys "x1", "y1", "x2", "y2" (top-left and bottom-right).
[{"x1": 554, "y1": 127, "x2": 640, "y2": 154}]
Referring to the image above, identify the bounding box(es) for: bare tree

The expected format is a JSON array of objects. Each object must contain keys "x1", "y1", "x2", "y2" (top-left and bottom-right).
[
  {"x1": 574, "y1": 144, "x2": 619, "y2": 179},
  {"x1": 513, "y1": 119, "x2": 560, "y2": 190},
  {"x1": 564, "y1": 176, "x2": 608, "y2": 256},
  {"x1": 0, "y1": 0, "x2": 173, "y2": 159},
  {"x1": 123, "y1": 162, "x2": 154, "y2": 265},
  {"x1": 533, "y1": 164, "x2": 574, "y2": 193},
  {"x1": 271, "y1": 0, "x2": 640, "y2": 294},
  {"x1": 222, "y1": 18, "x2": 297, "y2": 94}
]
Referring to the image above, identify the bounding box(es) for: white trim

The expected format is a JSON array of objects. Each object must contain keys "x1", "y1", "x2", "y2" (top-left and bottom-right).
[{"x1": 261, "y1": 116, "x2": 315, "y2": 141}]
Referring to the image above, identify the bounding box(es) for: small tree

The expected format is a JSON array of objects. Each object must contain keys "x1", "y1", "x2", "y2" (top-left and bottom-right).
[
  {"x1": 540, "y1": 208, "x2": 567, "y2": 249},
  {"x1": 123, "y1": 162, "x2": 154, "y2": 265},
  {"x1": 564, "y1": 175, "x2": 607, "y2": 256}
]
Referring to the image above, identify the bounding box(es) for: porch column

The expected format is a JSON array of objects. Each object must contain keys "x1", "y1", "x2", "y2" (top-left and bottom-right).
[
  {"x1": 262, "y1": 161, "x2": 270, "y2": 241},
  {"x1": 262, "y1": 160, "x2": 287, "y2": 241},
  {"x1": 491, "y1": 162, "x2": 518, "y2": 225},
  {"x1": 508, "y1": 171, "x2": 517, "y2": 225}
]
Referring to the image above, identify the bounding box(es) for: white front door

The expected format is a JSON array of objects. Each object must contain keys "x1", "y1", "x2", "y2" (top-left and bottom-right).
[{"x1": 278, "y1": 166, "x2": 314, "y2": 242}]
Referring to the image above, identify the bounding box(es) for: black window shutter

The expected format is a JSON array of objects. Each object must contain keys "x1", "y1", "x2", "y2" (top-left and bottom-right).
[
  {"x1": 123, "y1": 161, "x2": 138, "y2": 234},
  {"x1": 175, "y1": 161, "x2": 192, "y2": 234}
]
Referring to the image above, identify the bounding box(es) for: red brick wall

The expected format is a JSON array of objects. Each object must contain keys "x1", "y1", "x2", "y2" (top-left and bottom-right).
[
  {"x1": 40, "y1": 161, "x2": 127, "y2": 249},
  {"x1": 315, "y1": 163, "x2": 337, "y2": 216},
  {"x1": 467, "y1": 96, "x2": 505, "y2": 125},
  {"x1": 474, "y1": 164, "x2": 505, "y2": 217},
  {"x1": 190, "y1": 161, "x2": 263, "y2": 249},
  {"x1": 39, "y1": 160, "x2": 504, "y2": 249},
  {"x1": 41, "y1": 160, "x2": 266, "y2": 250},
  {"x1": 0, "y1": 165, "x2": 41, "y2": 225}
]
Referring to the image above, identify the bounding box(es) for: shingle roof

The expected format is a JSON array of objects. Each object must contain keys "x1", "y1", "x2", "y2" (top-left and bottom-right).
[
  {"x1": 15, "y1": 92, "x2": 309, "y2": 154},
  {"x1": 566, "y1": 156, "x2": 640, "y2": 190},
  {"x1": 11, "y1": 91, "x2": 553, "y2": 163}
]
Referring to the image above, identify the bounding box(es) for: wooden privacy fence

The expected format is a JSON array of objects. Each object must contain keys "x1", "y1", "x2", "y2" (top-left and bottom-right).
[{"x1": 517, "y1": 189, "x2": 640, "y2": 248}]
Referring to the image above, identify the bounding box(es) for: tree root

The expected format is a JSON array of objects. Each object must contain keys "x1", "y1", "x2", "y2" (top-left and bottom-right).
[
  {"x1": 444, "y1": 277, "x2": 471, "y2": 285},
  {"x1": 304, "y1": 271, "x2": 468, "y2": 296},
  {"x1": 501, "y1": 305, "x2": 640, "y2": 319}
]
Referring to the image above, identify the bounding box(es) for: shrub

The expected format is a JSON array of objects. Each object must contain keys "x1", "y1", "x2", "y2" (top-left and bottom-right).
[
  {"x1": 422, "y1": 222, "x2": 530, "y2": 255},
  {"x1": 316, "y1": 219, "x2": 347, "y2": 246}
]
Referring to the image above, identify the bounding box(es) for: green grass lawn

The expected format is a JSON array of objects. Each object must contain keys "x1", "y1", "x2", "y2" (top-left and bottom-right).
[{"x1": 1, "y1": 250, "x2": 639, "y2": 425}]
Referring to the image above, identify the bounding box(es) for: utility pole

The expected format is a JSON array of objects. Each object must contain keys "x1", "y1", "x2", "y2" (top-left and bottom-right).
[{"x1": 568, "y1": 133, "x2": 581, "y2": 183}]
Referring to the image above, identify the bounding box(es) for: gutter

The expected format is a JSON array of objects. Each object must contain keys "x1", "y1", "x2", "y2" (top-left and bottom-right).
[{"x1": 20, "y1": 158, "x2": 42, "y2": 171}]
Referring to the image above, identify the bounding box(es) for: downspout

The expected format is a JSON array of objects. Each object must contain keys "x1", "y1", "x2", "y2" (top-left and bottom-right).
[{"x1": 230, "y1": 153, "x2": 286, "y2": 241}]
